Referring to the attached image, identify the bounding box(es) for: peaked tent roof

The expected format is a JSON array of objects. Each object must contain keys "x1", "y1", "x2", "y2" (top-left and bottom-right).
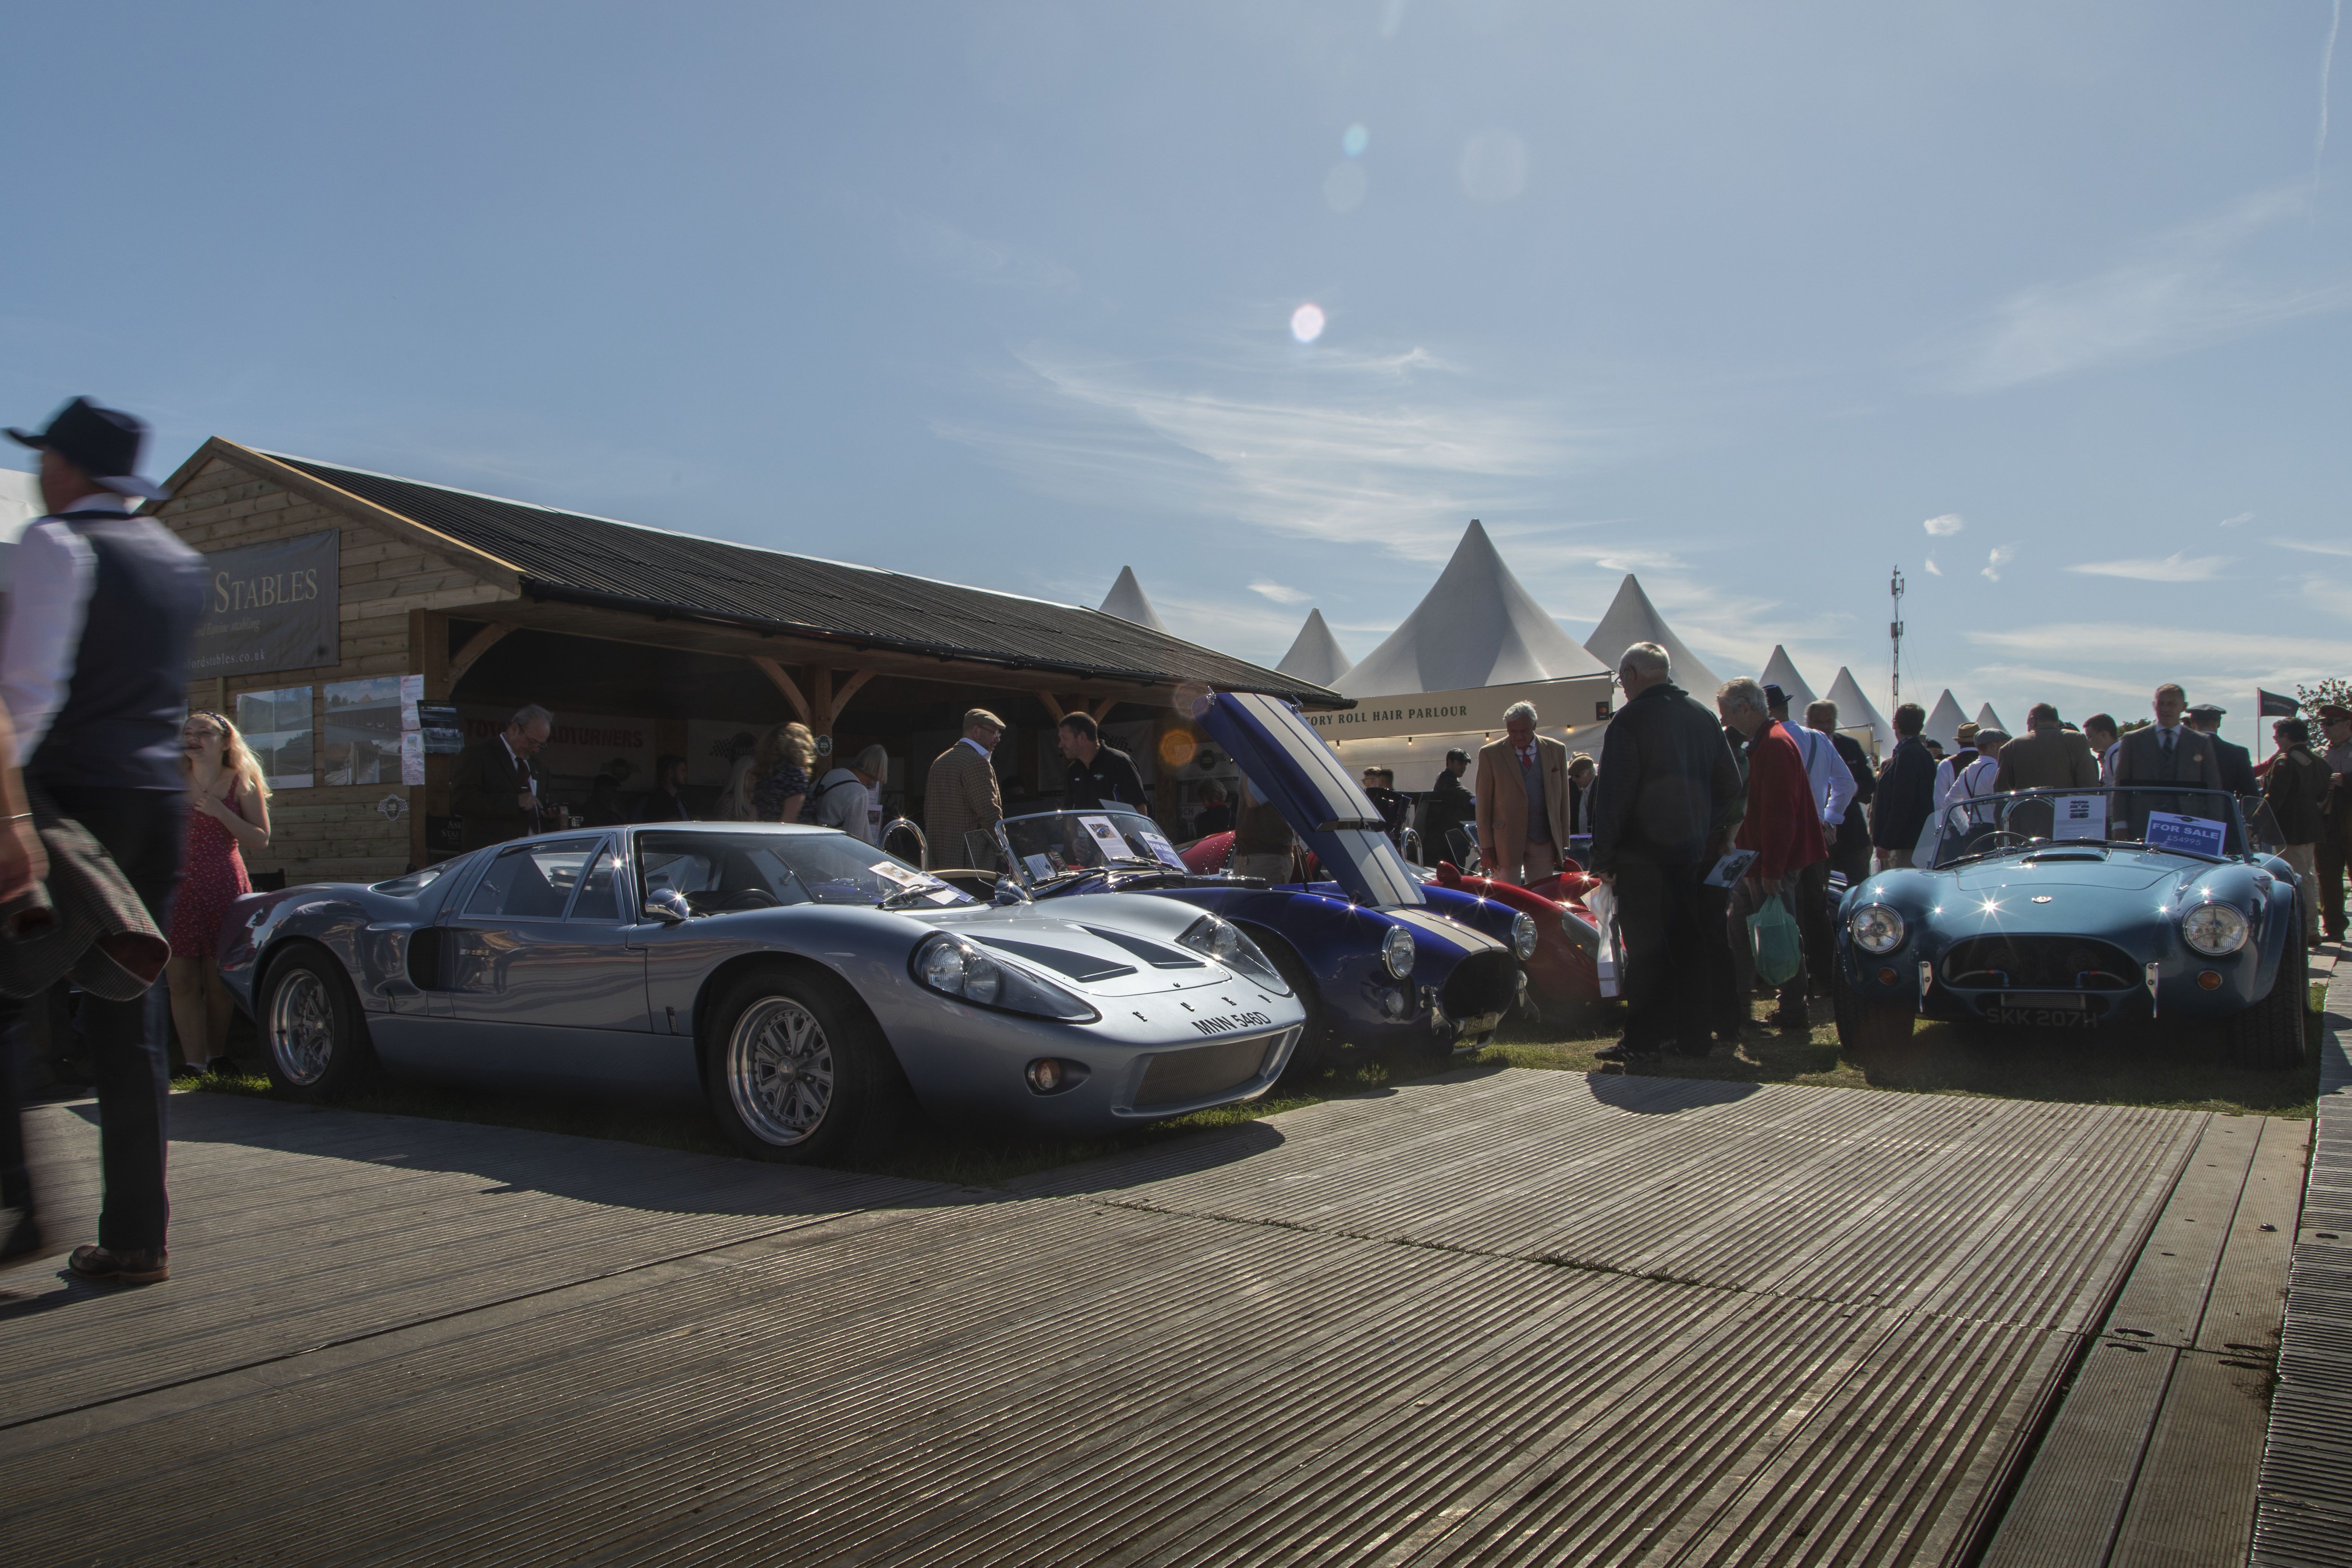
[
  {"x1": 1975, "y1": 702, "x2": 2007, "y2": 733},
  {"x1": 1275, "y1": 609, "x2": 1353, "y2": 688},
  {"x1": 1923, "y1": 690, "x2": 1970, "y2": 748},
  {"x1": 1098, "y1": 565, "x2": 1170, "y2": 634},
  {"x1": 166, "y1": 443, "x2": 1333, "y2": 703},
  {"x1": 1581, "y1": 575, "x2": 1721, "y2": 698},
  {"x1": 1824, "y1": 666, "x2": 1892, "y2": 751},
  {"x1": 1335, "y1": 520, "x2": 1607, "y2": 697},
  {"x1": 1759, "y1": 645, "x2": 1816, "y2": 710}
]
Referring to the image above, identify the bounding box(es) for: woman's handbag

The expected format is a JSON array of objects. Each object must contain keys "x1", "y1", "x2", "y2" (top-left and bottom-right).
[{"x1": 1747, "y1": 893, "x2": 1804, "y2": 988}]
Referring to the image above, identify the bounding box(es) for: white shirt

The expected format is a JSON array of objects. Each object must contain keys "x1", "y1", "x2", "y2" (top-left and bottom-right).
[
  {"x1": 502, "y1": 732, "x2": 535, "y2": 794},
  {"x1": 1787, "y1": 722, "x2": 1858, "y2": 826},
  {"x1": 1951, "y1": 754, "x2": 2002, "y2": 801},
  {"x1": 0, "y1": 490, "x2": 124, "y2": 767},
  {"x1": 2100, "y1": 741, "x2": 2119, "y2": 783},
  {"x1": 960, "y1": 735, "x2": 991, "y2": 758},
  {"x1": 1932, "y1": 752, "x2": 1977, "y2": 812}
]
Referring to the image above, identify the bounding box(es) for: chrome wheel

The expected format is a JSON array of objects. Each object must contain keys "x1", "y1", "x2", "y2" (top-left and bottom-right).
[
  {"x1": 727, "y1": 996, "x2": 835, "y2": 1146},
  {"x1": 269, "y1": 969, "x2": 336, "y2": 1086}
]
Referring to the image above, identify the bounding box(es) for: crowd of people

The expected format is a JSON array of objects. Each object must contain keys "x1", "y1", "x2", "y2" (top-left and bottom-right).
[{"x1": 1549, "y1": 646, "x2": 2350, "y2": 1067}]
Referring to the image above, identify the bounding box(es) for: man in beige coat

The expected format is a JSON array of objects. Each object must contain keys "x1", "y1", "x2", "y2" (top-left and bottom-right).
[
  {"x1": 1474, "y1": 701, "x2": 1573, "y2": 884},
  {"x1": 924, "y1": 708, "x2": 1005, "y2": 868},
  {"x1": 1993, "y1": 703, "x2": 2102, "y2": 792}
]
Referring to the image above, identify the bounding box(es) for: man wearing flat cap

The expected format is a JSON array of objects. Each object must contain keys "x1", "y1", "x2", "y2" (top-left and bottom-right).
[
  {"x1": 0, "y1": 397, "x2": 205, "y2": 1284},
  {"x1": 926, "y1": 708, "x2": 1006, "y2": 869},
  {"x1": 2184, "y1": 703, "x2": 2258, "y2": 799}
]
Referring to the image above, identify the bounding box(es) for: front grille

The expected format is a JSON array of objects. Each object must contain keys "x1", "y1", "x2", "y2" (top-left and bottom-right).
[
  {"x1": 1133, "y1": 1030, "x2": 1289, "y2": 1110},
  {"x1": 1442, "y1": 949, "x2": 1520, "y2": 1022},
  {"x1": 1941, "y1": 934, "x2": 2139, "y2": 991}
]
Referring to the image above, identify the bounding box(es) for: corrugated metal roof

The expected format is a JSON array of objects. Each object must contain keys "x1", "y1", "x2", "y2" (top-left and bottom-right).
[{"x1": 265, "y1": 452, "x2": 1337, "y2": 702}]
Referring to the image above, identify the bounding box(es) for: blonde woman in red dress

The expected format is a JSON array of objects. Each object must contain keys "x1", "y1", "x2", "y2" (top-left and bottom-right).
[{"x1": 165, "y1": 711, "x2": 272, "y2": 1077}]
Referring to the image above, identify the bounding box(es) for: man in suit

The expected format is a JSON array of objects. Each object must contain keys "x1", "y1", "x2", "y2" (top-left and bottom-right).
[
  {"x1": 925, "y1": 708, "x2": 1005, "y2": 868},
  {"x1": 2112, "y1": 685, "x2": 2224, "y2": 792},
  {"x1": 1871, "y1": 702, "x2": 1936, "y2": 869},
  {"x1": 449, "y1": 705, "x2": 553, "y2": 853},
  {"x1": 1418, "y1": 747, "x2": 1475, "y2": 861},
  {"x1": 2185, "y1": 704, "x2": 2258, "y2": 798},
  {"x1": 2264, "y1": 717, "x2": 2330, "y2": 948},
  {"x1": 1474, "y1": 700, "x2": 1571, "y2": 885},
  {"x1": 1994, "y1": 703, "x2": 2101, "y2": 791}
]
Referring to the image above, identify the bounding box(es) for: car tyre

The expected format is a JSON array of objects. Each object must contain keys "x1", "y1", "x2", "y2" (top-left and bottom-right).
[
  {"x1": 258, "y1": 944, "x2": 378, "y2": 1102},
  {"x1": 703, "y1": 964, "x2": 886, "y2": 1163},
  {"x1": 2225, "y1": 931, "x2": 2309, "y2": 1071},
  {"x1": 1832, "y1": 965, "x2": 1914, "y2": 1057},
  {"x1": 1252, "y1": 932, "x2": 1329, "y2": 1083}
]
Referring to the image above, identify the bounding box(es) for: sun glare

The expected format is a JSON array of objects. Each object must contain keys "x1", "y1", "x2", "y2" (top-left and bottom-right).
[{"x1": 1290, "y1": 302, "x2": 1326, "y2": 343}]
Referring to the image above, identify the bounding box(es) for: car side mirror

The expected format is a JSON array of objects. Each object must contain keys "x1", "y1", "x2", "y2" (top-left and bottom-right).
[
  {"x1": 643, "y1": 888, "x2": 690, "y2": 925},
  {"x1": 992, "y1": 874, "x2": 1032, "y2": 906}
]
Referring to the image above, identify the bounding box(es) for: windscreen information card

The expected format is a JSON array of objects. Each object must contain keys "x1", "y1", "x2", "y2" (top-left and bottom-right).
[{"x1": 2051, "y1": 795, "x2": 2107, "y2": 841}]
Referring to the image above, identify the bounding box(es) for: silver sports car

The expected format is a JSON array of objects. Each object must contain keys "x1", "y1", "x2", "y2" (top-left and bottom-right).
[{"x1": 217, "y1": 824, "x2": 1308, "y2": 1161}]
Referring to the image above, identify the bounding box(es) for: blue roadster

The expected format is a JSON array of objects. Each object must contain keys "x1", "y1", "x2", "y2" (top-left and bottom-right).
[
  {"x1": 980, "y1": 693, "x2": 1530, "y2": 1073},
  {"x1": 1832, "y1": 786, "x2": 2310, "y2": 1066},
  {"x1": 217, "y1": 824, "x2": 1307, "y2": 1161}
]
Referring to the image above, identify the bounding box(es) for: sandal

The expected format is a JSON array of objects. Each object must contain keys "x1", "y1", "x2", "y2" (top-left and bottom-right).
[{"x1": 68, "y1": 1244, "x2": 169, "y2": 1285}]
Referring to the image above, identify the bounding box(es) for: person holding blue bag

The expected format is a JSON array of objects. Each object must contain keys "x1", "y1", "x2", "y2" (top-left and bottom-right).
[{"x1": 1718, "y1": 678, "x2": 1827, "y2": 1033}]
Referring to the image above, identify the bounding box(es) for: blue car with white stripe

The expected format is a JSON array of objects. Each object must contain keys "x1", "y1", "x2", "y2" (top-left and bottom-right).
[{"x1": 986, "y1": 693, "x2": 1526, "y2": 1073}]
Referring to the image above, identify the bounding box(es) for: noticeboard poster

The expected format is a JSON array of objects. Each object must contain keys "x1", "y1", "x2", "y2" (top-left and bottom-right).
[{"x1": 189, "y1": 531, "x2": 339, "y2": 678}]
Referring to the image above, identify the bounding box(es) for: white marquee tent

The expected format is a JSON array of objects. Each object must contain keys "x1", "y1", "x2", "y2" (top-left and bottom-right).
[
  {"x1": 1923, "y1": 690, "x2": 1970, "y2": 749},
  {"x1": 1759, "y1": 645, "x2": 1816, "y2": 709},
  {"x1": 1975, "y1": 702, "x2": 2008, "y2": 733},
  {"x1": 1581, "y1": 574, "x2": 1721, "y2": 698},
  {"x1": 1824, "y1": 666, "x2": 1893, "y2": 756},
  {"x1": 1097, "y1": 565, "x2": 1170, "y2": 634},
  {"x1": 1312, "y1": 520, "x2": 1611, "y2": 789},
  {"x1": 0, "y1": 470, "x2": 42, "y2": 594},
  {"x1": 1274, "y1": 608, "x2": 1352, "y2": 689}
]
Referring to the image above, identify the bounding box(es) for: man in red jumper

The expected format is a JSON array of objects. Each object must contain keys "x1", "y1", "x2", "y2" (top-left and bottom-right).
[{"x1": 1718, "y1": 678, "x2": 1828, "y2": 1032}]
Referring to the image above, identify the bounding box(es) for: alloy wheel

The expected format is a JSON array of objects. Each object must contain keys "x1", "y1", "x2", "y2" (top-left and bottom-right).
[
  {"x1": 269, "y1": 969, "x2": 336, "y2": 1086},
  {"x1": 727, "y1": 996, "x2": 835, "y2": 1145}
]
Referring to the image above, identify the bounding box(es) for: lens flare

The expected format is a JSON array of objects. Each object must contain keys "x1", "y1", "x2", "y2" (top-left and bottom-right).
[
  {"x1": 1290, "y1": 303, "x2": 1326, "y2": 343},
  {"x1": 1341, "y1": 123, "x2": 1369, "y2": 157}
]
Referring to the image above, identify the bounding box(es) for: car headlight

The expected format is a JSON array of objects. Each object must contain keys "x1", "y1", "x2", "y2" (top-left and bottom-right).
[
  {"x1": 1383, "y1": 924, "x2": 1416, "y2": 980},
  {"x1": 2180, "y1": 902, "x2": 2248, "y2": 956},
  {"x1": 1511, "y1": 911, "x2": 1539, "y2": 960},
  {"x1": 910, "y1": 933, "x2": 1098, "y2": 1022},
  {"x1": 1849, "y1": 904, "x2": 1906, "y2": 954},
  {"x1": 1178, "y1": 914, "x2": 1288, "y2": 992}
]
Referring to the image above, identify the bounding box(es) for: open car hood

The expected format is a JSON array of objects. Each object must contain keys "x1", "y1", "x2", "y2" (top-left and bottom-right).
[{"x1": 1196, "y1": 691, "x2": 1424, "y2": 908}]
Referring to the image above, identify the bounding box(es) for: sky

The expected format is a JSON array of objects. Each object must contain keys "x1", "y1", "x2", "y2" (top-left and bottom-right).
[{"x1": 5, "y1": 2, "x2": 2348, "y2": 748}]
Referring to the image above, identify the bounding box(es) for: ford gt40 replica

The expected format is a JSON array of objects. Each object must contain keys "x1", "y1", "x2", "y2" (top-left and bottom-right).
[
  {"x1": 978, "y1": 693, "x2": 1528, "y2": 1073},
  {"x1": 218, "y1": 824, "x2": 1308, "y2": 1161},
  {"x1": 1832, "y1": 787, "x2": 2309, "y2": 1066}
]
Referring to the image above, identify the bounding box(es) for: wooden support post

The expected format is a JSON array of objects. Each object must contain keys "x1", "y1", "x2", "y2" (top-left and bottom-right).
[
  {"x1": 808, "y1": 664, "x2": 834, "y2": 738},
  {"x1": 1091, "y1": 696, "x2": 1120, "y2": 721},
  {"x1": 749, "y1": 657, "x2": 811, "y2": 722},
  {"x1": 446, "y1": 621, "x2": 514, "y2": 691},
  {"x1": 1035, "y1": 691, "x2": 1066, "y2": 723},
  {"x1": 831, "y1": 668, "x2": 878, "y2": 723}
]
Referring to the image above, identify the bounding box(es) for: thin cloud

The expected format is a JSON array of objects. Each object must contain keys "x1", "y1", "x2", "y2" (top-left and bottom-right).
[
  {"x1": 2219, "y1": 511, "x2": 2255, "y2": 528},
  {"x1": 1943, "y1": 187, "x2": 2352, "y2": 392},
  {"x1": 2319, "y1": 0, "x2": 2343, "y2": 203},
  {"x1": 2273, "y1": 536, "x2": 2352, "y2": 558},
  {"x1": 1923, "y1": 513, "x2": 1965, "y2": 536},
  {"x1": 1982, "y1": 545, "x2": 2016, "y2": 582},
  {"x1": 1248, "y1": 580, "x2": 1309, "y2": 604},
  {"x1": 2063, "y1": 551, "x2": 2230, "y2": 583},
  {"x1": 938, "y1": 339, "x2": 1620, "y2": 562},
  {"x1": 1924, "y1": 556, "x2": 1943, "y2": 576}
]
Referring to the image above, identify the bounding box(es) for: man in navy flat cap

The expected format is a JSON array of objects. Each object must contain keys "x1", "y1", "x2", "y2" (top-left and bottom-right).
[{"x1": 0, "y1": 398, "x2": 205, "y2": 1284}]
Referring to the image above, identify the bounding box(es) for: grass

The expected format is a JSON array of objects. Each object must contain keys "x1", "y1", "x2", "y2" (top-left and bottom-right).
[{"x1": 190, "y1": 978, "x2": 2330, "y2": 1186}]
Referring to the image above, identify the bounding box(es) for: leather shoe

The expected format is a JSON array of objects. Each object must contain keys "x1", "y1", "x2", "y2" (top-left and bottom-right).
[
  {"x1": 1594, "y1": 1040, "x2": 1659, "y2": 1065},
  {"x1": 67, "y1": 1244, "x2": 169, "y2": 1285}
]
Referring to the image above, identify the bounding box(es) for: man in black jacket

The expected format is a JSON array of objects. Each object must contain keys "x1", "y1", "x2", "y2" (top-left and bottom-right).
[
  {"x1": 2265, "y1": 717, "x2": 2330, "y2": 948},
  {"x1": 1808, "y1": 700, "x2": 1875, "y2": 888},
  {"x1": 1418, "y1": 748, "x2": 1475, "y2": 862},
  {"x1": 2186, "y1": 704, "x2": 2258, "y2": 799},
  {"x1": 1057, "y1": 713, "x2": 1148, "y2": 812},
  {"x1": 1585, "y1": 642, "x2": 1744, "y2": 1062},
  {"x1": 1871, "y1": 702, "x2": 1935, "y2": 869}
]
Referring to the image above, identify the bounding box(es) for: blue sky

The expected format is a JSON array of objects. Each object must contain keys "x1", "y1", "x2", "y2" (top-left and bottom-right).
[{"x1": 7, "y1": 2, "x2": 2347, "y2": 745}]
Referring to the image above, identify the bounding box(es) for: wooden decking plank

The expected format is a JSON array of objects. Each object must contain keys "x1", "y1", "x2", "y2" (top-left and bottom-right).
[
  {"x1": 2098, "y1": 1113, "x2": 2258, "y2": 1344},
  {"x1": 2109, "y1": 1349, "x2": 2275, "y2": 1566},
  {"x1": 1982, "y1": 1338, "x2": 2175, "y2": 1568},
  {"x1": 2196, "y1": 1116, "x2": 2310, "y2": 1356}
]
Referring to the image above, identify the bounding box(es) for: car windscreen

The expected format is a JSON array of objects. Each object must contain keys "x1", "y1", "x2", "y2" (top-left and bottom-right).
[
  {"x1": 997, "y1": 810, "x2": 1189, "y2": 885},
  {"x1": 1928, "y1": 787, "x2": 2246, "y2": 867},
  {"x1": 636, "y1": 831, "x2": 972, "y2": 914}
]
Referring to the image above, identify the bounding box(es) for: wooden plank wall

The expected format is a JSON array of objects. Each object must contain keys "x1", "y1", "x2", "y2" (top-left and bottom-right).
[{"x1": 156, "y1": 456, "x2": 510, "y2": 883}]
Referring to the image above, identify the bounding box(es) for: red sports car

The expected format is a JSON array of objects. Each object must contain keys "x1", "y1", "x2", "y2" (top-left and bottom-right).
[{"x1": 1431, "y1": 863, "x2": 1607, "y2": 1015}]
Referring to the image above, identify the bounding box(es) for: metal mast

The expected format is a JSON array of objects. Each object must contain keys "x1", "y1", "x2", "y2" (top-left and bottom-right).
[{"x1": 1889, "y1": 565, "x2": 1906, "y2": 714}]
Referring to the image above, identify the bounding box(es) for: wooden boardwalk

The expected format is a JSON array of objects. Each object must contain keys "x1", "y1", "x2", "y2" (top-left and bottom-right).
[{"x1": 0, "y1": 1060, "x2": 2304, "y2": 1566}]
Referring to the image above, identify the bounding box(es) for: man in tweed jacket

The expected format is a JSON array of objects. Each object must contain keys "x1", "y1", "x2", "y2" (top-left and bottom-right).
[{"x1": 925, "y1": 708, "x2": 1006, "y2": 868}]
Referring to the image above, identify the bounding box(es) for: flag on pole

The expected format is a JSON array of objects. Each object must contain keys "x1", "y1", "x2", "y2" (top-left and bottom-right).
[{"x1": 2258, "y1": 688, "x2": 2300, "y2": 717}]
